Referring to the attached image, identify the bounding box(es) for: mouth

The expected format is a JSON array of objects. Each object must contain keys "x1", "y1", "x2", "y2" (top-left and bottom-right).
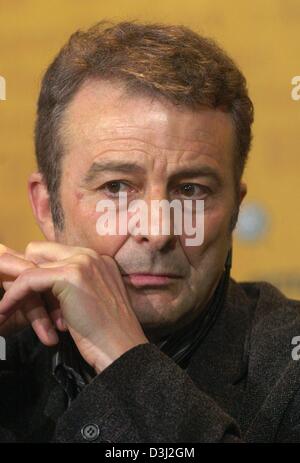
[{"x1": 122, "y1": 273, "x2": 182, "y2": 287}]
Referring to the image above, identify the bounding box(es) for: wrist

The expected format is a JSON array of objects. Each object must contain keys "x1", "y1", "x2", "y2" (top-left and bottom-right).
[{"x1": 93, "y1": 339, "x2": 150, "y2": 374}]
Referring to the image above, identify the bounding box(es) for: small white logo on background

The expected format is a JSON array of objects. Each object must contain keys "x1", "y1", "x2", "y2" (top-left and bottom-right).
[
  {"x1": 0, "y1": 76, "x2": 6, "y2": 101},
  {"x1": 291, "y1": 336, "x2": 300, "y2": 361},
  {"x1": 291, "y1": 76, "x2": 300, "y2": 101},
  {"x1": 0, "y1": 336, "x2": 6, "y2": 360}
]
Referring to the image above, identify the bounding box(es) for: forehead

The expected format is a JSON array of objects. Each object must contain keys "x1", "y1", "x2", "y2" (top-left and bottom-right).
[{"x1": 61, "y1": 79, "x2": 236, "y2": 170}]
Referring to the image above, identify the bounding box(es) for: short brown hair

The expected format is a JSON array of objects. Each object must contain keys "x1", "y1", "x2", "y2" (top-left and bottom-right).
[{"x1": 35, "y1": 20, "x2": 254, "y2": 230}]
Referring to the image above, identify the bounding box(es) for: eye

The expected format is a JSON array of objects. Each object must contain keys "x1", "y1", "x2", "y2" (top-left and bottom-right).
[
  {"x1": 172, "y1": 183, "x2": 210, "y2": 199},
  {"x1": 100, "y1": 181, "x2": 134, "y2": 197}
]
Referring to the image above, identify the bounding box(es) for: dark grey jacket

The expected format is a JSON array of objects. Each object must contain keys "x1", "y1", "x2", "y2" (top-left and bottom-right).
[{"x1": 1, "y1": 278, "x2": 300, "y2": 443}]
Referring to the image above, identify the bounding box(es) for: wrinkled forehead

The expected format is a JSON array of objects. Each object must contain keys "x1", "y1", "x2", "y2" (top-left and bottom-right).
[{"x1": 60, "y1": 78, "x2": 236, "y2": 174}]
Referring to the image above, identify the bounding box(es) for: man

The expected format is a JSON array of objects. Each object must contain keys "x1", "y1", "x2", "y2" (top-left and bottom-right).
[{"x1": 0, "y1": 20, "x2": 300, "y2": 443}]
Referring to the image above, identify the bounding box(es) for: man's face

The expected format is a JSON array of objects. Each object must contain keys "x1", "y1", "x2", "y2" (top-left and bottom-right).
[{"x1": 52, "y1": 79, "x2": 243, "y2": 340}]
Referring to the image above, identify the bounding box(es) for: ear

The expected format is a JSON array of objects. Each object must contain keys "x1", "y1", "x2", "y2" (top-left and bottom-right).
[
  {"x1": 28, "y1": 172, "x2": 56, "y2": 241},
  {"x1": 229, "y1": 180, "x2": 248, "y2": 234},
  {"x1": 239, "y1": 181, "x2": 247, "y2": 205}
]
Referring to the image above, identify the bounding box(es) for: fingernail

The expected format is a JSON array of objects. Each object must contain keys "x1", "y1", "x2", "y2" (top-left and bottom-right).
[
  {"x1": 47, "y1": 327, "x2": 59, "y2": 344},
  {"x1": 56, "y1": 317, "x2": 67, "y2": 331}
]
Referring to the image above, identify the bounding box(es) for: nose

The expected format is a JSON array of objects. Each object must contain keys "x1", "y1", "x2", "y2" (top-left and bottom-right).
[{"x1": 129, "y1": 188, "x2": 179, "y2": 252}]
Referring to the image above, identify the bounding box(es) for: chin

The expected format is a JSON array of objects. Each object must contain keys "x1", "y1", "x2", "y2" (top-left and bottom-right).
[{"x1": 130, "y1": 294, "x2": 190, "y2": 328}]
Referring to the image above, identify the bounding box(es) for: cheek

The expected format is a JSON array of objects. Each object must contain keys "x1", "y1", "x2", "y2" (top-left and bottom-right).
[
  {"x1": 63, "y1": 194, "x2": 128, "y2": 257},
  {"x1": 180, "y1": 206, "x2": 231, "y2": 266},
  {"x1": 204, "y1": 207, "x2": 231, "y2": 242},
  {"x1": 91, "y1": 234, "x2": 128, "y2": 257}
]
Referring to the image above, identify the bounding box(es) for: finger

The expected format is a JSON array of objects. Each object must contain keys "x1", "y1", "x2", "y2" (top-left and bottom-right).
[
  {"x1": 0, "y1": 267, "x2": 67, "y2": 321},
  {"x1": 0, "y1": 311, "x2": 27, "y2": 337},
  {"x1": 2, "y1": 275, "x2": 66, "y2": 332},
  {"x1": 0, "y1": 254, "x2": 36, "y2": 292},
  {"x1": 0, "y1": 244, "x2": 25, "y2": 260},
  {"x1": 36, "y1": 255, "x2": 96, "y2": 318},
  {"x1": 23, "y1": 297, "x2": 59, "y2": 346},
  {"x1": 2, "y1": 280, "x2": 13, "y2": 291},
  {"x1": 38, "y1": 253, "x2": 95, "y2": 269},
  {"x1": 98, "y1": 255, "x2": 131, "y2": 304},
  {"x1": 0, "y1": 250, "x2": 66, "y2": 331},
  {"x1": 41, "y1": 291, "x2": 67, "y2": 331},
  {"x1": 25, "y1": 241, "x2": 98, "y2": 264},
  {"x1": 0, "y1": 253, "x2": 36, "y2": 284},
  {"x1": 38, "y1": 255, "x2": 127, "y2": 318},
  {"x1": 38, "y1": 254, "x2": 124, "y2": 305},
  {"x1": 40, "y1": 254, "x2": 130, "y2": 310}
]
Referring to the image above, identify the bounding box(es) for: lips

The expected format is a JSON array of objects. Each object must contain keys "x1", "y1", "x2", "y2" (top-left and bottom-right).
[{"x1": 122, "y1": 273, "x2": 182, "y2": 287}]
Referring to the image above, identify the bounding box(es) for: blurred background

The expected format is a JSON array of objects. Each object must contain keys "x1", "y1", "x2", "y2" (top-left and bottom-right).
[{"x1": 0, "y1": 0, "x2": 299, "y2": 298}]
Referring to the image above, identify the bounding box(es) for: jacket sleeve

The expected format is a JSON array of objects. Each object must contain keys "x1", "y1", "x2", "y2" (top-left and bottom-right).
[{"x1": 52, "y1": 343, "x2": 242, "y2": 443}]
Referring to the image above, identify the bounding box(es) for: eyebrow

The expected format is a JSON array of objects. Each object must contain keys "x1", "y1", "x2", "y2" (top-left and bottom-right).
[
  {"x1": 82, "y1": 160, "x2": 223, "y2": 187},
  {"x1": 82, "y1": 161, "x2": 146, "y2": 184},
  {"x1": 169, "y1": 166, "x2": 223, "y2": 187}
]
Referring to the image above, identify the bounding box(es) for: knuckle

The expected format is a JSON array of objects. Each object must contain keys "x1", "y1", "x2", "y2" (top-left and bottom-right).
[
  {"x1": 0, "y1": 244, "x2": 8, "y2": 255},
  {"x1": 25, "y1": 261, "x2": 37, "y2": 270},
  {"x1": 67, "y1": 263, "x2": 85, "y2": 283},
  {"x1": 78, "y1": 247, "x2": 98, "y2": 260},
  {"x1": 3, "y1": 281, "x2": 12, "y2": 290},
  {"x1": 25, "y1": 241, "x2": 36, "y2": 257},
  {"x1": 71, "y1": 255, "x2": 95, "y2": 280},
  {"x1": 20, "y1": 267, "x2": 34, "y2": 279},
  {"x1": 77, "y1": 253, "x2": 94, "y2": 268},
  {"x1": 15, "y1": 268, "x2": 33, "y2": 286},
  {"x1": 68, "y1": 255, "x2": 97, "y2": 284},
  {"x1": 86, "y1": 249, "x2": 99, "y2": 260},
  {"x1": 0, "y1": 251, "x2": 9, "y2": 260}
]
